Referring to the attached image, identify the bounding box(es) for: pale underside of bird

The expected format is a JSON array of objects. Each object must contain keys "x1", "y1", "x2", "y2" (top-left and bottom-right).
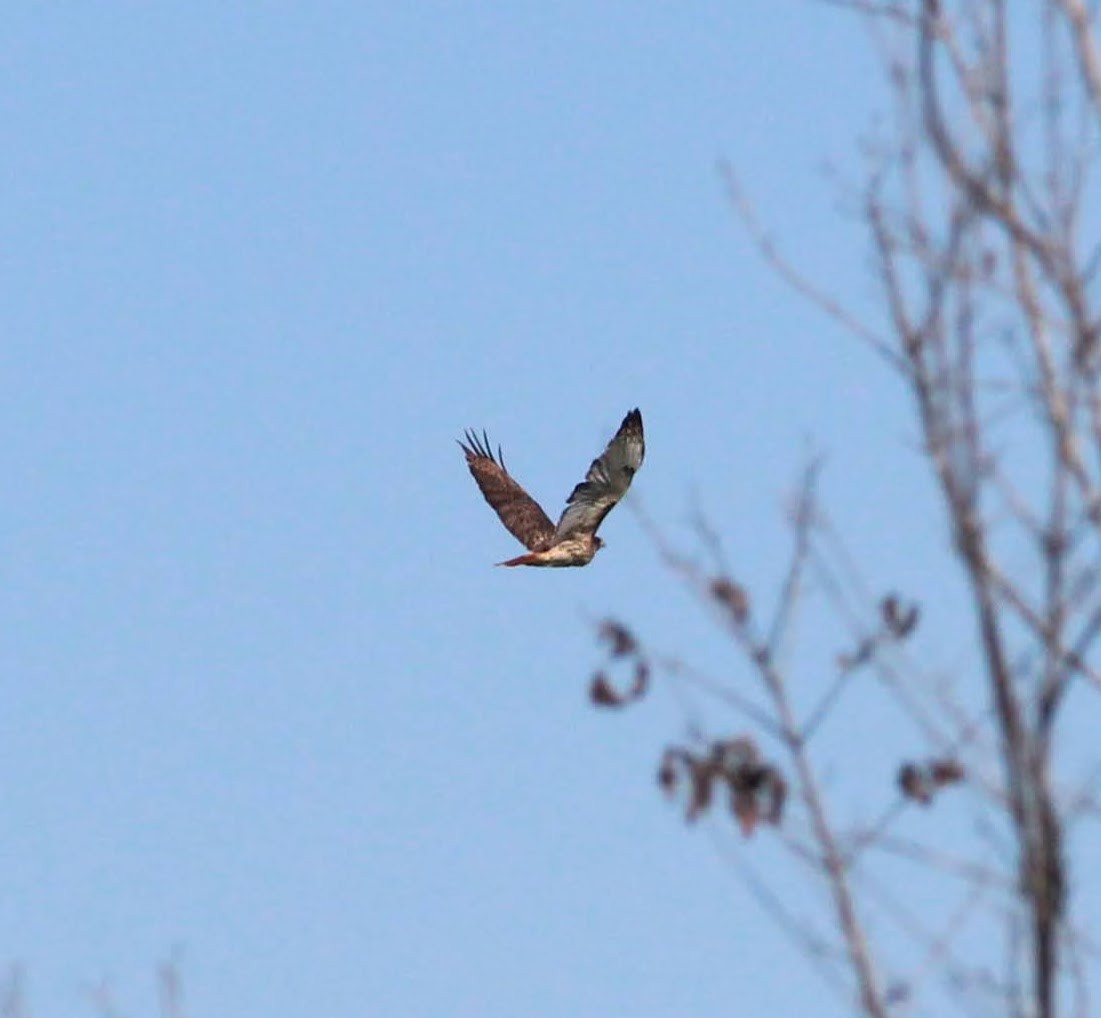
[{"x1": 458, "y1": 408, "x2": 645, "y2": 567}]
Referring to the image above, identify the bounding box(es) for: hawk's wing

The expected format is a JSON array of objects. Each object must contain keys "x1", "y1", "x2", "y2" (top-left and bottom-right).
[
  {"x1": 459, "y1": 430, "x2": 556, "y2": 551},
  {"x1": 553, "y1": 408, "x2": 645, "y2": 540}
]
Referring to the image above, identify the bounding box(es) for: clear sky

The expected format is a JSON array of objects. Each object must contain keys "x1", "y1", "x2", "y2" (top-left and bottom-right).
[{"x1": 0, "y1": 4, "x2": 1048, "y2": 1017}]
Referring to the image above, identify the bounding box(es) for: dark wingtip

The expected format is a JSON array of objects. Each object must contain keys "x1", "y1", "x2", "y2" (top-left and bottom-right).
[
  {"x1": 458, "y1": 428, "x2": 483, "y2": 459},
  {"x1": 456, "y1": 427, "x2": 505, "y2": 467},
  {"x1": 457, "y1": 429, "x2": 476, "y2": 458}
]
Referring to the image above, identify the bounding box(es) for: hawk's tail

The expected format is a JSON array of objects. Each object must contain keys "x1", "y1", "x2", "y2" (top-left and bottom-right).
[{"x1": 497, "y1": 552, "x2": 539, "y2": 567}]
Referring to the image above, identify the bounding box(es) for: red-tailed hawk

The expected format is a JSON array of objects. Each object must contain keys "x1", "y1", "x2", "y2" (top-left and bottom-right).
[{"x1": 458, "y1": 408, "x2": 645, "y2": 567}]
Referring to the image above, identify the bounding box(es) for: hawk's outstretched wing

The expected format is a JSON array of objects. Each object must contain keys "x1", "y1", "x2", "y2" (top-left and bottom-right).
[
  {"x1": 458, "y1": 430, "x2": 556, "y2": 551},
  {"x1": 554, "y1": 409, "x2": 645, "y2": 540}
]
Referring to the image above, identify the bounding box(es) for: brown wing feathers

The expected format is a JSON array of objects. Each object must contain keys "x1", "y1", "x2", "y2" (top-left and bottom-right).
[{"x1": 458, "y1": 430, "x2": 556, "y2": 551}]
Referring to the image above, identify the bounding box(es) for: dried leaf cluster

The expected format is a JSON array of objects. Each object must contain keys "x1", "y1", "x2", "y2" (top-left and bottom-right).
[{"x1": 658, "y1": 736, "x2": 787, "y2": 835}]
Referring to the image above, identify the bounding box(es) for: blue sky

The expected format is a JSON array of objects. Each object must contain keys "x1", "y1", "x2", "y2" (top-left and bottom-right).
[{"x1": 0, "y1": 4, "x2": 1042, "y2": 1016}]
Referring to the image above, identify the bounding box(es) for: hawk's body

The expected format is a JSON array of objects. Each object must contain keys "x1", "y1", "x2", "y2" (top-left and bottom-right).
[
  {"x1": 458, "y1": 409, "x2": 645, "y2": 567},
  {"x1": 498, "y1": 533, "x2": 603, "y2": 569}
]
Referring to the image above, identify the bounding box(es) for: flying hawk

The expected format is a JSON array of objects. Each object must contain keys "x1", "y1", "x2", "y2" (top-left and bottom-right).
[{"x1": 459, "y1": 408, "x2": 645, "y2": 567}]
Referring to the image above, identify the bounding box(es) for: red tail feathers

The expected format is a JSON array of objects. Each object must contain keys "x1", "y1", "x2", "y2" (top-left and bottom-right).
[{"x1": 497, "y1": 552, "x2": 540, "y2": 567}]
